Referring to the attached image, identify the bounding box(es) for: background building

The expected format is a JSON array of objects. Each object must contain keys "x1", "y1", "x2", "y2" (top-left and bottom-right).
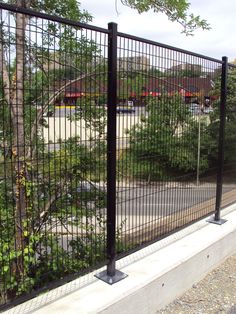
[{"x1": 117, "y1": 56, "x2": 150, "y2": 72}]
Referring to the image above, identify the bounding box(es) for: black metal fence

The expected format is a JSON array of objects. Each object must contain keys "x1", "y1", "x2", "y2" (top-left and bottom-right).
[
  {"x1": 0, "y1": 3, "x2": 235, "y2": 309},
  {"x1": 221, "y1": 62, "x2": 236, "y2": 208}
]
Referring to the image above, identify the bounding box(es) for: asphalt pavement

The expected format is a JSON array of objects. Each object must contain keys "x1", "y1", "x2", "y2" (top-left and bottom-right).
[
  {"x1": 53, "y1": 106, "x2": 146, "y2": 117},
  {"x1": 116, "y1": 184, "x2": 233, "y2": 216}
]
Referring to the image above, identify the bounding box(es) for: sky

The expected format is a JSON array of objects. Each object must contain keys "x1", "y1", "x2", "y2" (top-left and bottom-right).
[{"x1": 79, "y1": 0, "x2": 236, "y2": 62}]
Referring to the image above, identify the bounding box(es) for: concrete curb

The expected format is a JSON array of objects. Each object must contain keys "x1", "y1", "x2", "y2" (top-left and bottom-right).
[{"x1": 6, "y1": 203, "x2": 236, "y2": 314}]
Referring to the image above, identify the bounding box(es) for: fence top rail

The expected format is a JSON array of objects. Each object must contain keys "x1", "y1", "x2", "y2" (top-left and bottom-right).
[
  {"x1": 117, "y1": 31, "x2": 224, "y2": 64},
  {"x1": 0, "y1": 3, "x2": 228, "y2": 65},
  {"x1": 0, "y1": 2, "x2": 109, "y2": 34},
  {"x1": 229, "y1": 63, "x2": 236, "y2": 69}
]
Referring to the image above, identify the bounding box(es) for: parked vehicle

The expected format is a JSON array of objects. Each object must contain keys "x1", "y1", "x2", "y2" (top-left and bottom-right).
[
  {"x1": 116, "y1": 105, "x2": 135, "y2": 114},
  {"x1": 66, "y1": 181, "x2": 106, "y2": 206},
  {"x1": 203, "y1": 106, "x2": 213, "y2": 114},
  {"x1": 189, "y1": 103, "x2": 201, "y2": 115},
  {"x1": 76, "y1": 181, "x2": 106, "y2": 193}
]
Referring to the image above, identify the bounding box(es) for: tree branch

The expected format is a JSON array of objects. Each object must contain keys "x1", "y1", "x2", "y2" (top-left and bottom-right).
[
  {"x1": 0, "y1": 25, "x2": 11, "y2": 107},
  {"x1": 27, "y1": 70, "x2": 107, "y2": 159}
]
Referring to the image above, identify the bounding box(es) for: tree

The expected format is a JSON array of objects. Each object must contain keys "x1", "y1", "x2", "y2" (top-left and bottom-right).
[
  {"x1": 202, "y1": 66, "x2": 236, "y2": 174},
  {"x1": 125, "y1": 65, "x2": 236, "y2": 183},
  {"x1": 122, "y1": 95, "x2": 210, "y2": 181},
  {"x1": 120, "y1": 0, "x2": 210, "y2": 35},
  {"x1": 0, "y1": 0, "x2": 108, "y2": 300}
]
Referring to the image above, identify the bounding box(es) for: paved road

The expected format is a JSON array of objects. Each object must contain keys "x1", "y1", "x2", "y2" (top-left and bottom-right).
[
  {"x1": 115, "y1": 184, "x2": 236, "y2": 234},
  {"x1": 43, "y1": 106, "x2": 145, "y2": 146},
  {"x1": 53, "y1": 106, "x2": 146, "y2": 117},
  {"x1": 116, "y1": 185, "x2": 234, "y2": 216},
  {"x1": 52, "y1": 184, "x2": 236, "y2": 246}
]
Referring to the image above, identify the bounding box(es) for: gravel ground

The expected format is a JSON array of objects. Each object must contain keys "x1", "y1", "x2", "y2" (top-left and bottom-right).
[{"x1": 157, "y1": 254, "x2": 236, "y2": 314}]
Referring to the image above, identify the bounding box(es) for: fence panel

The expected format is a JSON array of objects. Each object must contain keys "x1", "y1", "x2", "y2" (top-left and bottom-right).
[
  {"x1": 222, "y1": 63, "x2": 236, "y2": 207},
  {"x1": 0, "y1": 2, "x2": 233, "y2": 310},
  {"x1": 0, "y1": 5, "x2": 109, "y2": 308},
  {"x1": 115, "y1": 33, "x2": 223, "y2": 254}
]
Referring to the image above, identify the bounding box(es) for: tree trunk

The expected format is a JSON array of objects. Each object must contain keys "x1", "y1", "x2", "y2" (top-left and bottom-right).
[{"x1": 11, "y1": 4, "x2": 28, "y2": 276}]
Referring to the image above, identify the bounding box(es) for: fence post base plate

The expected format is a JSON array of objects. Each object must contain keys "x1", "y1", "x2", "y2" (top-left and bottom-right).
[
  {"x1": 206, "y1": 217, "x2": 227, "y2": 225},
  {"x1": 95, "y1": 269, "x2": 128, "y2": 285}
]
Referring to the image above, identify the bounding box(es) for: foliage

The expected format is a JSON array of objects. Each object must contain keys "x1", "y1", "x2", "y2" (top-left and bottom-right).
[
  {"x1": 5, "y1": 0, "x2": 92, "y2": 23},
  {"x1": 0, "y1": 217, "x2": 107, "y2": 300},
  {"x1": 0, "y1": 0, "x2": 215, "y2": 304},
  {"x1": 0, "y1": 0, "x2": 111, "y2": 304},
  {"x1": 120, "y1": 0, "x2": 210, "y2": 35},
  {"x1": 120, "y1": 65, "x2": 236, "y2": 183},
  {"x1": 122, "y1": 95, "x2": 210, "y2": 181},
  {"x1": 119, "y1": 72, "x2": 152, "y2": 98},
  {"x1": 0, "y1": 135, "x2": 108, "y2": 302},
  {"x1": 203, "y1": 67, "x2": 236, "y2": 169},
  {"x1": 174, "y1": 68, "x2": 202, "y2": 78}
]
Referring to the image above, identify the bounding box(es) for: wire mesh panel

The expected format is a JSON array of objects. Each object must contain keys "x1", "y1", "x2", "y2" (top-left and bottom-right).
[
  {"x1": 222, "y1": 63, "x2": 236, "y2": 207},
  {"x1": 115, "y1": 33, "x2": 223, "y2": 253},
  {"x1": 0, "y1": 6, "x2": 108, "y2": 307},
  {"x1": 0, "y1": 2, "x2": 233, "y2": 309}
]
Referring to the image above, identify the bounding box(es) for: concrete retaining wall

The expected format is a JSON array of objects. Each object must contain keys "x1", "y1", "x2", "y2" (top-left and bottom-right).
[{"x1": 6, "y1": 203, "x2": 236, "y2": 314}]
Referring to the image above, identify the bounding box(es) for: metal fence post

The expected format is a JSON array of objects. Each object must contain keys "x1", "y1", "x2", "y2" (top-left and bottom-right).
[
  {"x1": 208, "y1": 56, "x2": 228, "y2": 225},
  {"x1": 95, "y1": 22, "x2": 127, "y2": 284}
]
